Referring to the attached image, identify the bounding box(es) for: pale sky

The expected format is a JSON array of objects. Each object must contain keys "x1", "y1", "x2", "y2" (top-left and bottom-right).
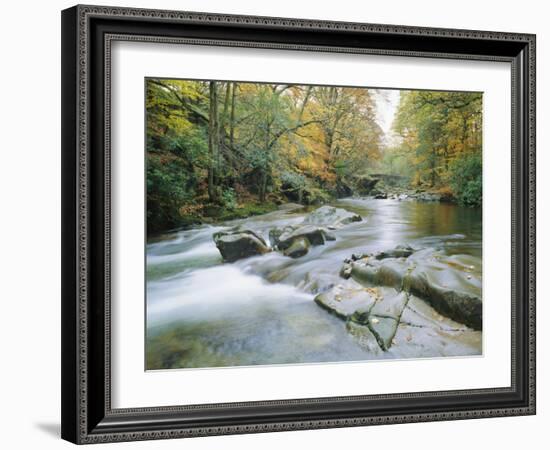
[
  {"x1": 372, "y1": 88, "x2": 402, "y2": 147},
  {"x1": 372, "y1": 88, "x2": 401, "y2": 133}
]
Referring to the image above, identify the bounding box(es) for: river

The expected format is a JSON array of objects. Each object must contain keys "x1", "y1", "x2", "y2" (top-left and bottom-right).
[{"x1": 146, "y1": 197, "x2": 482, "y2": 370}]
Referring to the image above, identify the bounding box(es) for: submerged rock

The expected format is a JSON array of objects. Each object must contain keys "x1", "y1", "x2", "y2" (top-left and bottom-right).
[
  {"x1": 302, "y1": 205, "x2": 362, "y2": 229},
  {"x1": 390, "y1": 322, "x2": 481, "y2": 358},
  {"x1": 346, "y1": 321, "x2": 382, "y2": 355},
  {"x1": 283, "y1": 237, "x2": 310, "y2": 258},
  {"x1": 213, "y1": 229, "x2": 271, "y2": 262}
]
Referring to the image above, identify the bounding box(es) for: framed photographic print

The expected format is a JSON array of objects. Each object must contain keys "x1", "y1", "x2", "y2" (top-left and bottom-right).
[{"x1": 61, "y1": 4, "x2": 536, "y2": 444}]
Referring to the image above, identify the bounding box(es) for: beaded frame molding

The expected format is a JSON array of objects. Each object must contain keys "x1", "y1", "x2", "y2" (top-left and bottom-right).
[{"x1": 61, "y1": 4, "x2": 536, "y2": 444}]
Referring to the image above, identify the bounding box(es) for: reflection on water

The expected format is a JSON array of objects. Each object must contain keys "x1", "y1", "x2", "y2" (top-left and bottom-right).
[{"x1": 146, "y1": 198, "x2": 482, "y2": 369}]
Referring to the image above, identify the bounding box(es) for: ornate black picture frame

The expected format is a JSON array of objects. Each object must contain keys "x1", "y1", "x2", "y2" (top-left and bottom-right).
[{"x1": 61, "y1": 4, "x2": 536, "y2": 444}]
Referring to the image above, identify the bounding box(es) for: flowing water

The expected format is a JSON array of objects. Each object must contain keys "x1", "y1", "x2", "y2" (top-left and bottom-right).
[{"x1": 146, "y1": 198, "x2": 482, "y2": 370}]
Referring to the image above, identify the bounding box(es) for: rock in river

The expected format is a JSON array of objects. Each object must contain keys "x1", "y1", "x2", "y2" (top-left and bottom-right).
[
  {"x1": 314, "y1": 283, "x2": 379, "y2": 321},
  {"x1": 314, "y1": 282, "x2": 410, "y2": 351},
  {"x1": 269, "y1": 226, "x2": 291, "y2": 248},
  {"x1": 213, "y1": 229, "x2": 271, "y2": 262},
  {"x1": 374, "y1": 244, "x2": 415, "y2": 260},
  {"x1": 302, "y1": 205, "x2": 362, "y2": 229},
  {"x1": 277, "y1": 225, "x2": 327, "y2": 250},
  {"x1": 269, "y1": 206, "x2": 361, "y2": 258},
  {"x1": 283, "y1": 237, "x2": 310, "y2": 258},
  {"x1": 343, "y1": 248, "x2": 482, "y2": 330}
]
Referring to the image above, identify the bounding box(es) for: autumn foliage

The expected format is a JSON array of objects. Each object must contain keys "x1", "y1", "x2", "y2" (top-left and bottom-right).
[
  {"x1": 146, "y1": 80, "x2": 482, "y2": 234},
  {"x1": 389, "y1": 90, "x2": 483, "y2": 205},
  {"x1": 146, "y1": 79, "x2": 383, "y2": 233}
]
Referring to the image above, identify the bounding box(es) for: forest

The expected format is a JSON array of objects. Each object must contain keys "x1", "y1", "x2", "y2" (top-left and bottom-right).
[{"x1": 146, "y1": 79, "x2": 482, "y2": 234}]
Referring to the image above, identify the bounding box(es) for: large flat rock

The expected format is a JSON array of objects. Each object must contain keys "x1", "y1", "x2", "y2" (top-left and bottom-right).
[
  {"x1": 344, "y1": 248, "x2": 482, "y2": 330},
  {"x1": 314, "y1": 283, "x2": 410, "y2": 351},
  {"x1": 314, "y1": 283, "x2": 379, "y2": 321}
]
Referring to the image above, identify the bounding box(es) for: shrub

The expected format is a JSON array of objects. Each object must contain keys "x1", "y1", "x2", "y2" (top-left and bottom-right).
[
  {"x1": 220, "y1": 187, "x2": 238, "y2": 210},
  {"x1": 449, "y1": 153, "x2": 482, "y2": 207},
  {"x1": 146, "y1": 152, "x2": 202, "y2": 233}
]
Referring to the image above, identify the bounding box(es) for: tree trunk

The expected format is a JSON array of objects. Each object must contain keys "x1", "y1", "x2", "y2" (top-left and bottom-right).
[
  {"x1": 215, "y1": 82, "x2": 232, "y2": 186},
  {"x1": 259, "y1": 116, "x2": 271, "y2": 203},
  {"x1": 208, "y1": 81, "x2": 219, "y2": 202},
  {"x1": 430, "y1": 149, "x2": 436, "y2": 187},
  {"x1": 229, "y1": 83, "x2": 236, "y2": 151},
  {"x1": 298, "y1": 86, "x2": 312, "y2": 121},
  {"x1": 259, "y1": 170, "x2": 268, "y2": 202}
]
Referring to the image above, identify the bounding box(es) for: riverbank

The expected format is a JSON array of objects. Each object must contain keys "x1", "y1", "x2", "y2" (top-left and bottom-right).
[{"x1": 149, "y1": 182, "x2": 465, "y2": 238}]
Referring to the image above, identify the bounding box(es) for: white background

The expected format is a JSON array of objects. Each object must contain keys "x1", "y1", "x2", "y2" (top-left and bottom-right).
[
  {"x1": 112, "y1": 42, "x2": 511, "y2": 408},
  {"x1": 0, "y1": 0, "x2": 546, "y2": 449}
]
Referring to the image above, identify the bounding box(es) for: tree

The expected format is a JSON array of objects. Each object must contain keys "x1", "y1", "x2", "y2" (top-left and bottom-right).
[
  {"x1": 145, "y1": 78, "x2": 484, "y2": 235},
  {"x1": 208, "y1": 81, "x2": 219, "y2": 202},
  {"x1": 392, "y1": 90, "x2": 482, "y2": 195}
]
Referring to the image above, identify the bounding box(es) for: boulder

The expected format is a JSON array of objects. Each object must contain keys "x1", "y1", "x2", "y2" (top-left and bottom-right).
[
  {"x1": 302, "y1": 206, "x2": 362, "y2": 229},
  {"x1": 283, "y1": 237, "x2": 310, "y2": 258},
  {"x1": 340, "y1": 264, "x2": 352, "y2": 279},
  {"x1": 324, "y1": 230, "x2": 337, "y2": 241},
  {"x1": 374, "y1": 244, "x2": 415, "y2": 260},
  {"x1": 269, "y1": 226, "x2": 293, "y2": 248},
  {"x1": 213, "y1": 229, "x2": 271, "y2": 262},
  {"x1": 408, "y1": 264, "x2": 482, "y2": 330},
  {"x1": 277, "y1": 225, "x2": 327, "y2": 250}
]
